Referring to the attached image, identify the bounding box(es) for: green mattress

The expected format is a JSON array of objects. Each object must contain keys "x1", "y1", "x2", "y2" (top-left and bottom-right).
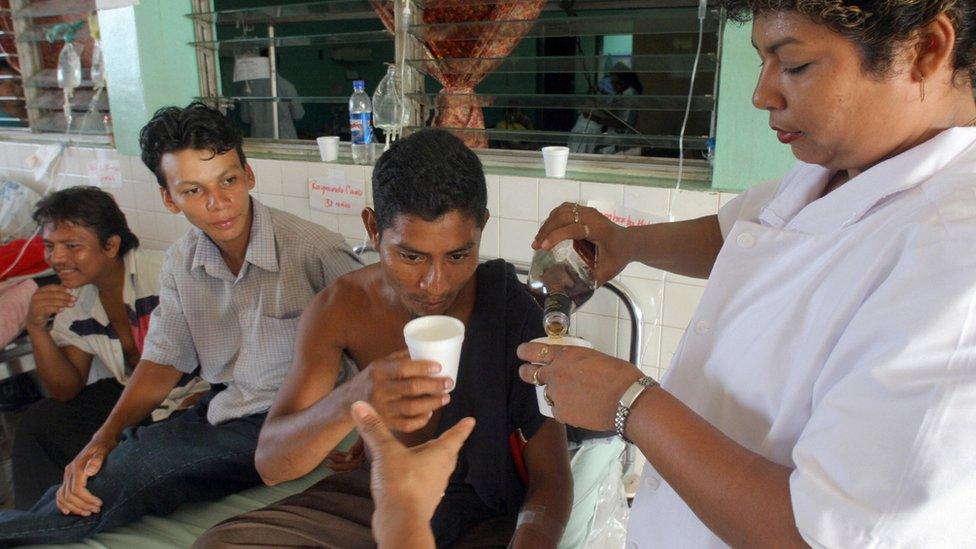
[
  {"x1": 21, "y1": 437, "x2": 622, "y2": 548},
  {"x1": 24, "y1": 462, "x2": 336, "y2": 549}
]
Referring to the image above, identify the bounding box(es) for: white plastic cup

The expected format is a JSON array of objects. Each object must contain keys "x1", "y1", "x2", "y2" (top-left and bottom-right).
[
  {"x1": 530, "y1": 335, "x2": 592, "y2": 417},
  {"x1": 403, "y1": 316, "x2": 466, "y2": 391},
  {"x1": 317, "y1": 136, "x2": 340, "y2": 162},
  {"x1": 541, "y1": 146, "x2": 569, "y2": 178}
]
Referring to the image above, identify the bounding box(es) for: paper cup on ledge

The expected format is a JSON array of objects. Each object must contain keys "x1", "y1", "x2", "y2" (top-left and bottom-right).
[
  {"x1": 541, "y1": 146, "x2": 569, "y2": 178},
  {"x1": 317, "y1": 136, "x2": 340, "y2": 162},
  {"x1": 404, "y1": 315, "x2": 465, "y2": 391},
  {"x1": 531, "y1": 335, "x2": 592, "y2": 417}
]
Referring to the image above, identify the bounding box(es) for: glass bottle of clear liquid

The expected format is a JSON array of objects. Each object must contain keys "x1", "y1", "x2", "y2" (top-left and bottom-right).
[
  {"x1": 349, "y1": 80, "x2": 373, "y2": 165},
  {"x1": 527, "y1": 239, "x2": 598, "y2": 338}
]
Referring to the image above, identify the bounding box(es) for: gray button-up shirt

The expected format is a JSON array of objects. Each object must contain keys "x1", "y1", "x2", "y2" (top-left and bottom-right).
[{"x1": 142, "y1": 199, "x2": 361, "y2": 424}]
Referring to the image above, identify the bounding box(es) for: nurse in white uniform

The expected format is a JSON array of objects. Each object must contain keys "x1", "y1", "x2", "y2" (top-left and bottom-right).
[{"x1": 520, "y1": 0, "x2": 976, "y2": 546}]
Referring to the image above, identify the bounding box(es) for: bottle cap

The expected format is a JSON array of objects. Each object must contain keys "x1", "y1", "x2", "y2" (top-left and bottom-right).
[{"x1": 353, "y1": 80, "x2": 365, "y2": 91}]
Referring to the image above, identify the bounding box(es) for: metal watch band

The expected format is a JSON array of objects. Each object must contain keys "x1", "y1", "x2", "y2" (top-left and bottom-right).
[{"x1": 614, "y1": 376, "x2": 658, "y2": 443}]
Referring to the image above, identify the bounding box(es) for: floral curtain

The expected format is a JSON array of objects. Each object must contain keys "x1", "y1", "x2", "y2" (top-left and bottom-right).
[{"x1": 371, "y1": 0, "x2": 545, "y2": 148}]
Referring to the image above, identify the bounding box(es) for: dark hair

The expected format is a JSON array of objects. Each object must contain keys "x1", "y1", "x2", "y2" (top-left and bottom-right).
[
  {"x1": 719, "y1": 0, "x2": 976, "y2": 84},
  {"x1": 372, "y1": 128, "x2": 488, "y2": 235},
  {"x1": 612, "y1": 69, "x2": 644, "y2": 94},
  {"x1": 139, "y1": 101, "x2": 247, "y2": 188},
  {"x1": 32, "y1": 186, "x2": 139, "y2": 256}
]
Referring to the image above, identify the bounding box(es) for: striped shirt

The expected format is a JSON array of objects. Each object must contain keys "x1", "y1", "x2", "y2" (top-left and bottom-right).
[
  {"x1": 141, "y1": 199, "x2": 362, "y2": 424},
  {"x1": 51, "y1": 248, "x2": 210, "y2": 420}
]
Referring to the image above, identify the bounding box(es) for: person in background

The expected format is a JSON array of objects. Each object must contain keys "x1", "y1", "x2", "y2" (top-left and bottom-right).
[
  {"x1": 524, "y1": 0, "x2": 976, "y2": 545},
  {"x1": 15, "y1": 186, "x2": 209, "y2": 510},
  {"x1": 594, "y1": 64, "x2": 644, "y2": 155},
  {"x1": 0, "y1": 102, "x2": 361, "y2": 544},
  {"x1": 587, "y1": 64, "x2": 643, "y2": 133},
  {"x1": 493, "y1": 107, "x2": 534, "y2": 150},
  {"x1": 569, "y1": 62, "x2": 644, "y2": 154},
  {"x1": 238, "y1": 50, "x2": 305, "y2": 139}
]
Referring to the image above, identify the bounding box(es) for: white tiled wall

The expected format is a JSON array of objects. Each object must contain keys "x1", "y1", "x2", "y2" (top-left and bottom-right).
[{"x1": 2, "y1": 142, "x2": 738, "y2": 381}]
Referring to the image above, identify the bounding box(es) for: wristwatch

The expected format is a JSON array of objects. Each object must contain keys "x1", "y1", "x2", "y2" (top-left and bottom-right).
[{"x1": 614, "y1": 376, "x2": 658, "y2": 443}]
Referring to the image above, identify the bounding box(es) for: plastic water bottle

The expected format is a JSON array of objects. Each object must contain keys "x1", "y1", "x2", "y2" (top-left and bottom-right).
[{"x1": 349, "y1": 80, "x2": 373, "y2": 165}]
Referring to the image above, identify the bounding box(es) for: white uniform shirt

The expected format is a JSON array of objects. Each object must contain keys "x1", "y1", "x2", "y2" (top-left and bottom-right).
[{"x1": 627, "y1": 127, "x2": 976, "y2": 548}]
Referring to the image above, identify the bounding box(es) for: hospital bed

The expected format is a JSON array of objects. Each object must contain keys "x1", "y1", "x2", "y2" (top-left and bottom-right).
[{"x1": 23, "y1": 247, "x2": 645, "y2": 548}]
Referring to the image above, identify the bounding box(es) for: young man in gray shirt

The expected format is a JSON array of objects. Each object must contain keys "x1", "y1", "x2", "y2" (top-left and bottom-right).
[{"x1": 0, "y1": 102, "x2": 361, "y2": 544}]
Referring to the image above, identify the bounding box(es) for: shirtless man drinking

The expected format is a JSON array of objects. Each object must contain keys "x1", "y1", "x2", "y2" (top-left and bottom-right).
[{"x1": 197, "y1": 129, "x2": 572, "y2": 548}]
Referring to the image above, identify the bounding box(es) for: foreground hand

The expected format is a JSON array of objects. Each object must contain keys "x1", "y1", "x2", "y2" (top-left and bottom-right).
[
  {"x1": 57, "y1": 436, "x2": 116, "y2": 516},
  {"x1": 352, "y1": 401, "x2": 474, "y2": 547},
  {"x1": 27, "y1": 284, "x2": 75, "y2": 328},
  {"x1": 532, "y1": 203, "x2": 634, "y2": 286},
  {"x1": 350, "y1": 350, "x2": 453, "y2": 433},
  {"x1": 518, "y1": 342, "x2": 642, "y2": 430},
  {"x1": 325, "y1": 437, "x2": 365, "y2": 472}
]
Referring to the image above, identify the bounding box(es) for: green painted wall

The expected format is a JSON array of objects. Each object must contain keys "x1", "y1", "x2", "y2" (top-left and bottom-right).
[
  {"x1": 712, "y1": 21, "x2": 795, "y2": 191},
  {"x1": 100, "y1": 0, "x2": 200, "y2": 156}
]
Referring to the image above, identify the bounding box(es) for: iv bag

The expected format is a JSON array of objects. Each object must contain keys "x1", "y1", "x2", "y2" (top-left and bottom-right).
[
  {"x1": 396, "y1": 2, "x2": 412, "y2": 127},
  {"x1": 90, "y1": 41, "x2": 105, "y2": 87},
  {"x1": 57, "y1": 43, "x2": 82, "y2": 126},
  {"x1": 372, "y1": 65, "x2": 403, "y2": 132},
  {"x1": 57, "y1": 43, "x2": 82, "y2": 96}
]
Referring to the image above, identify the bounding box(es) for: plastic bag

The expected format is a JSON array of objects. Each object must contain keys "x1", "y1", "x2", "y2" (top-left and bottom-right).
[
  {"x1": 90, "y1": 41, "x2": 105, "y2": 87},
  {"x1": 372, "y1": 64, "x2": 403, "y2": 151},
  {"x1": 584, "y1": 445, "x2": 630, "y2": 548},
  {"x1": 57, "y1": 42, "x2": 82, "y2": 94},
  {"x1": 57, "y1": 42, "x2": 82, "y2": 126},
  {"x1": 0, "y1": 180, "x2": 40, "y2": 245}
]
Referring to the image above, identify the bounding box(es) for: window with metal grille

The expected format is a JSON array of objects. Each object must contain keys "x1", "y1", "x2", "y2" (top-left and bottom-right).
[
  {"x1": 0, "y1": 0, "x2": 112, "y2": 140},
  {"x1": 190, "y1": 0, "x2": 721, "y2": 166}
]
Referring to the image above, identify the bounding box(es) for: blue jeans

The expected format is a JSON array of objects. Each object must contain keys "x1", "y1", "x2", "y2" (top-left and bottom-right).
[
  {"x1": 0, "y1": 392, "x2": 265, "y2": 545},
  {"x1": 12, "y1": 378, "x2": 126, "y2": 510}
]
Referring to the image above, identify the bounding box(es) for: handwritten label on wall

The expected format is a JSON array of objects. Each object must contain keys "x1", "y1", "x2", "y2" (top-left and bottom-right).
[
  {"x1": 587, "y1": 201, "x2": 663, "y2": 228},
  {"x1": 26, "y1": 144, "x2": 62, "y2": 181},
  {"x1": 308, "y1": 169, "x2": 366, "y2": 214},
  {"x1": 86, "y1": 158, "x2": 123, "y2": 188}
]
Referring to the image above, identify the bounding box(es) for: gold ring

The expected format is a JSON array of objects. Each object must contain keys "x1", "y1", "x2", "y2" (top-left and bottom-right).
[
  {"x1": 544, "y1": 385, "x2": 555, "y2": 407},
  {"x1": 532, "y1": 368, "x2": 545, "y2": 387},
  {"x1": 538, "y1": 344, "x2": 550, "y2": 361},
  {"x1": 582, "y1": 224, "x2": 590, "y2": 239}
]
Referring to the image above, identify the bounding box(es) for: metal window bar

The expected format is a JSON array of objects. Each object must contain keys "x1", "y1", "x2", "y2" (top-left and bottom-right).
[
  {"x1": 187, "y1": 0, "x2": 720, "y2": 157},
  {"x1": 6, "y1": 0, "x2": 112, "y2": 138}
]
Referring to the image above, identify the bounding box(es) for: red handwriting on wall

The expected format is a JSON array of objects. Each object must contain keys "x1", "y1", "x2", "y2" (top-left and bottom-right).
[
  {"x1": 309, "y1": 182, "x2": 364, "y2": 197},
  {"x1": 308, "y1": 177, "x2": 366, "y2": 213},
  {"x1": 598, "y1": 210, "x2": 651, "y2": 228}
]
